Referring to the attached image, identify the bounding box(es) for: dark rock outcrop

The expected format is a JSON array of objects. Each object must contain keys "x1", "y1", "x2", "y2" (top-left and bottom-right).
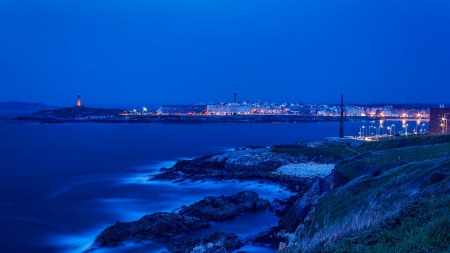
[
  {"x1": 168, "y1": 231, "x2": 244, "y2": 253},
  {"x1": 94, "y1": 213, "x2": 210, "y2": 247},
  {"x1": 167, "y1": 238, "x2": 201, "y2": 253},
  {"x1": 179, "y1": 190, "x2": 270, "y2": 221},
  {"x1": 90, "y1": 191, "x2": 269, "y2": 249},
  {"x1": 251, "y1": 226, "x2": 290, "y2": 250},
  {"x1": 278, "y1": 178, "x2": 330, "y2": 232},
  {"x1": 151, "y1": 148, "x2": 306, "y2": 181}
]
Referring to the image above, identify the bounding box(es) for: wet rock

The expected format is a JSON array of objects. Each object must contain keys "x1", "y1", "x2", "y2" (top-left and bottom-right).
[
  {"x1": 154, "y1": 149, "x2": 304, "y2": 180},
  {"x1": 94, "y1": 213, "x2": 210, "y2": 247},
  {"x1": 150, "y1": 171, "x2": 179, "y2": 181},
  {"x1": 250, "y1": 226, "x2": 289, "y2": 250},
  {"x1": 180, "y1": 191, "x2": 270, "y2": 221},
  {"x1": 170, "y1": 231, "x2": 244, "y2": 253},
  {"x1": 91, "y1": 191, "x2": 269, "y2": 249},
  {"x1": 167, "y1": 238, "x2": 201, "y2": 253}
]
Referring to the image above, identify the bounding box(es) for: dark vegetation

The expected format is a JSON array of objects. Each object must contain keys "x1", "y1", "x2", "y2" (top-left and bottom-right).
[
  {"x1": 272, "y1": 145, "x2": 353, "y2": 164},
  {"x1": 274, "y1": 134, "x2": 450, "y2": 252},
  {"x1": 17, "y1": 106, "x2": 124, "y2": 121}
]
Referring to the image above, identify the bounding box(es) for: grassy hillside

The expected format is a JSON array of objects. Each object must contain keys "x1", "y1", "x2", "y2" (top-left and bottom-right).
[{"x1": 277, "y1": 134, "x2": 450, "y2": 252}]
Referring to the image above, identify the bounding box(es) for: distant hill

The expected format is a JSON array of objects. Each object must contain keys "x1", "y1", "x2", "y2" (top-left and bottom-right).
[
  {"x1": 0, "y1": 101, "x2": 59, "y2": 111},
  {"x1": 15, "y1": 106, "x2": 126, "y2": 122}
]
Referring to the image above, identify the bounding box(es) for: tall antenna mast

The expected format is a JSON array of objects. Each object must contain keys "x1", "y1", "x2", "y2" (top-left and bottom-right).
[{"x1": 339, "y1": 92, "x2": 344, "y2": 138}]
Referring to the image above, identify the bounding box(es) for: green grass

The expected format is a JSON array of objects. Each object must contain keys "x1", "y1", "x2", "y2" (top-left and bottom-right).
[
  {"x1": 271, "y1": 146, "x2": 357, "y2": 162},
  {"x1": 313, "y1": 157, "x2": 449, "y2": 229},
  {"x1": 332, "y1": 142, "x2": 450, "y2": 187},
  {"x1": 357, "y1": 133, "x2": 450, "y2": 152},
  {"x1": 271, "y1": 134, "x2": 450, "y2": 164},
  {"x1": 315, "y1": 195, "x2": 450, "y2": 253},
  {"x1": 278, "y1": 134, "x2": 450, "y2": 253}
]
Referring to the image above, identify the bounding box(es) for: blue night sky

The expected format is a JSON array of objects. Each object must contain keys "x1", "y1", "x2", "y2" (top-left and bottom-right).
[{"x1": 1, "y1": 0, "x2": 450, "y2": 106}]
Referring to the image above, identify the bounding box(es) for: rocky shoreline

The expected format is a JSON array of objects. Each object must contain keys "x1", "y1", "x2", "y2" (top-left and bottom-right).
[
  {"x1": 88, "y1": 191, "x2": 269, "y2": 252},
  {"x1": 85, "y1": 134, "x2": 450, "y2": 253},
  {"x1": 87, "y1": 140, "x2": 346, "y2": 252}
]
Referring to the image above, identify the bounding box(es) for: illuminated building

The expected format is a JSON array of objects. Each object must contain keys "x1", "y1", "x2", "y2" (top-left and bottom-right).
[
  {"x1": 429, "y1": 107, "x2": 450, "y2": 134},
  {"x1": 77, "y1": 94, "x2": 82, "y2": 106},
  {"x1": 158, "y1": 105, "x2": 207, "y2": 115},
  {"x1": 206, "y1": 103, "x2": 250, "y2": 115}
]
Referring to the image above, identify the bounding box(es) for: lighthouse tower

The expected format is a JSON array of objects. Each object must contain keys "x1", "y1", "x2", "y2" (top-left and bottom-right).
[{"x1": 77, "y1": 94, "x2": 82, "y2": 106}]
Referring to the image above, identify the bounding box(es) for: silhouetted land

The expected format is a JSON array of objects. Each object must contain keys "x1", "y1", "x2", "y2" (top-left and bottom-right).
[{"x1": 16, "y1": 106, "x2": 375, "y2": 124}]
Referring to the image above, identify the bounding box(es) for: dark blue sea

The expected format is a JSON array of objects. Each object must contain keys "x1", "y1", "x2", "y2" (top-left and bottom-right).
[{"x1": 0, "y1": 114, "x2": 428, "y2": 252}]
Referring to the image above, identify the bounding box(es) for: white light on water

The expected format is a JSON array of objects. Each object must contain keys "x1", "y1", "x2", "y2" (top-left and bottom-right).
[{"x1": 50, "y1": 230, "x2": 98, "y2": 253}]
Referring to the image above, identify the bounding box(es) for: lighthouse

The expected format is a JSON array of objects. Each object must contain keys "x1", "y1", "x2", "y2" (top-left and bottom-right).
[{"x1": 77, "y1": 94, "x2": 82, "y2": 106}]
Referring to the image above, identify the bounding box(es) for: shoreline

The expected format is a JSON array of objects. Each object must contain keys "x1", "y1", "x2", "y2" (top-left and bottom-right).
[
  {"x1": 74, "y1": 155, "x2": 297, "y2": 253},
  {"x1": 68, "y1": 134, "x2": 449, "y2": 252},
  {"x1": 15, "y1": 114, "x2": 425, "y2": 124},
  {"x1": 85, "y1": 144, "x2": 338, "y2": 252}
]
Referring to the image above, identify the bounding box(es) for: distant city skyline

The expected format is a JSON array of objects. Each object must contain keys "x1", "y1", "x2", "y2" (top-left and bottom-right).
[{"x1": 1, "y1": 1, "x2": 450, "y2": 105}]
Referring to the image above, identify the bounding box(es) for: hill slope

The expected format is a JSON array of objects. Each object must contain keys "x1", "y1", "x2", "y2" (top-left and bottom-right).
[{"x1": 277, "y1": 135, "x2": 450, "y2": 252}]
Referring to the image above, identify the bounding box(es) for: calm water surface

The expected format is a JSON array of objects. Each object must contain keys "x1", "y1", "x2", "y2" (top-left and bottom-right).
[{"x1": 0, "y1": 118, "x2": 427, "y2": 252}]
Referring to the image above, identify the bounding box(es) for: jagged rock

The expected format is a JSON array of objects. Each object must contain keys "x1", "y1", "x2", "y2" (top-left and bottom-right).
[
  {"x1": 168, "y1": 231, "x2": 244, "y2": 253},
  {"x1": 151, "y1": 170, "x2": 180, "y2": 180},
  {"x1": 251, "y1": 226, "x2": 289, "y2": 249},
  {"x1": 152, "y1": 148, "x2": 305, "y2": 181},
  {"x1": 207, "y1": 149, "x2": 292, "y2": 178},
  {"x1": 90, "y1": 191, "x2": 269, "y2": 249},
  {"x1": 278, "y1": 178, "x2": 330, "y2": 232},
  {"x1": 94, "y1": 213, "x2": 210, "y2": 247},
  {"x1": 179, "y1": 191, "x2": 270, "y2": 221},
  {"x1": 167, "y1": 238, "x2": 201, "y2": 253}
]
